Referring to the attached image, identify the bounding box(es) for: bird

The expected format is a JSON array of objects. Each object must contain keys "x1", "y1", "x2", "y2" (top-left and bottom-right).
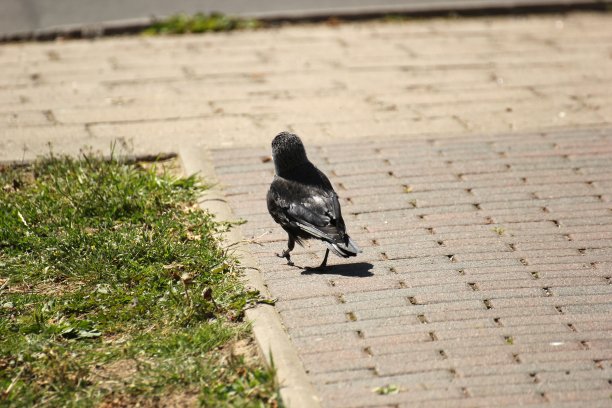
[{"x1": 266, "y1": 131, "x2": 360, "y2": 269}]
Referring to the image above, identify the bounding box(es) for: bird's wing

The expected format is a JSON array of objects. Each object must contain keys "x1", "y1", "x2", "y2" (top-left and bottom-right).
[{"x1": 267, "y1": 177, "x2": 344, "y2": 242}]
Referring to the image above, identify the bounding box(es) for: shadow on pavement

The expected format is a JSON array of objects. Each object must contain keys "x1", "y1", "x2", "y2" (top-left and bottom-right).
[{"x1": 301, "y1": 262, "x2": 374, "y2": 277}]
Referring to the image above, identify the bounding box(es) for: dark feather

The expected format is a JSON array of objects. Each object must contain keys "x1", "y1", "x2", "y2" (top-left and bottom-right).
[{"x1": 267, "y1": 136, "x2": 360, "y2": 260}]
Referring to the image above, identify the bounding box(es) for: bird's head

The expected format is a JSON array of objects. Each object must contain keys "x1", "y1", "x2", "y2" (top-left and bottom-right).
[{"x1": 271, "y1": 132, "x2": 309, "y2": 174}]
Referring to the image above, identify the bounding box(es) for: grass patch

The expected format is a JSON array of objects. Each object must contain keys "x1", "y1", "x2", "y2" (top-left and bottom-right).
[
  {"x1": 0, "y1": 153, "x2": 278, "y2": 406},
  {"x1": 143, "y1": 13, "x2": 262, "y2": 35}
]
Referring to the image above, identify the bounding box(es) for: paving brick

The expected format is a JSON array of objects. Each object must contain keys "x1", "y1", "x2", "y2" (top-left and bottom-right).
[
  {"x1": 364, "y1": 317, "x2": 498, "y2": 339},
  {"x1": 321, "y1": 386, "x2": 464, "y2": 408},
  {"x1": 288, "y1": 315, "x2": 422, "y2": 339},
  {"x1": 292, "y1": 331, "x2": 364, "y2": 354},
  {"x1": 372, "y1": 335, "x2": 508, "y2": 356},
  {"x1": 550, "y1": 285, "x2": 612, "y2": 297},
  {"x1": 281, "y1": 310, "x2": 347, "y2": 329},
  {"x1": 303, "y1": 356, "x2": 375, "y2": 375},
  {"x1": 340, "y1": 283, "x2": 468, "y2": 304},
  {"x1": 456, "y1": 360, "x2": 597, "y2": 377},
  {"x1": 310, "y1": 368, "x2": 376, "y2": 385},
  {"x1": 519, "y1": 349, "x2": 612, "y2": 364},
  {"x1": 413, "y1": 287, "x2": 544, "y2": 305},
  {"x1": 435, "y1": 323, "x2": 571, "y2": 341},
  {"x1": 425, "y1": 305, "x2": 559, "y2": 323},
  {"x1": 537, "y1": 368, "x2": 612, "y2": 383},
  {"x1": 476, "y1": 277, "x2": 606, "y2": 291},
  {"x1": 319, "y1": 370, "x2": 454, "y2": 392},
  {"x1": 571, "y1": 319, "x2": 612, "y2": 332},
  {"x1": 544, "y1": 389, "x2": 612, "y2": 404},
  {"x1": 512, "y1": 330, "x2": 612, "y2": 345},
  {"x1": 266, "y1": 280, "x2": 335, "y2": 300},
  {"x1": 500, "y1": 312, "x2": 611, "y2": 328},
  {"x1": 274, "y1": 295, "x2": 339, "y2": 312},
  {"x1": 402, "y1": 394, "x2": 544, "y2": 408},
  {"x1": 490, "y1": 294, "x2": 612, "y2": 309},
  {"x1": 376, "y1": 353, "x2": 515, "y2": 377},
  {"x1": 562, "y1": 304, "x2": 612, "y2": 314}
]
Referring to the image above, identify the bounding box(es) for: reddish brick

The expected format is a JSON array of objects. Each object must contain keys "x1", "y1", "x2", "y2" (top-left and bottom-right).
[
  {"x1": 310, "y1": 368, "x2": 376, "y2": 385},
  {"x1": 320, "y1": 386, "x2": 464, "y2": 407},
  {"x1": 414, "y1": 287, "x2": 544, "y2": 305},
  {"x1": 491, "y1": 294, "x2": 612, "y2": 308},
  {"x1": 293, "y1": 331, "x2": 363, "y2": 354},
  {"x1": 303, "y1": 356, "x2": 374, "y2": 374},
  {"x1": 518, "y1": 349, "x2": 612, "y2": 364},
  {"x1": 377, "y1": 353, "x2": 515, "y2": 376},
  {"x1": 456, "y1": 360, "x2": 596, "y2": 377},
  {"x1": 369, "y1": 335, "x2": 506, "y2": 356},
  {"x1": 545, "y1": 389, "x2": 612, "y2": 404},
  {"x1": 476, "y1": 277, "x2": 605, "y2": 291},
  {"x1": 403, "y1": 394, "x2": 544, "y2": 408},
  {"x1": 288, "y1": 315, "x2": 421, "y2": 339}
]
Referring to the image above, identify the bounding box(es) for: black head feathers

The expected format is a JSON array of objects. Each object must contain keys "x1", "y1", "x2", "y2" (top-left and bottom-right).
[{"x1": 271, "y1": 132, "x2": 309, "y2": 174}]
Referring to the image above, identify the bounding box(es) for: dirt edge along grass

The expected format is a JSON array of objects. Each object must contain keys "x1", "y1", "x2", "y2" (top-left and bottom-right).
[{"x1": 0, "y1": 152, "x2": 279, "y2": 407}]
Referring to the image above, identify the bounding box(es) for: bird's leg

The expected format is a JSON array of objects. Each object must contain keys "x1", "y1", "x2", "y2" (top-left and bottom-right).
[
  {"x1": 318, "y1": 248, "x2": 330, "y2": 269},
  {"x1": 305, "y1": 248, "x2": 330, "y2": 272},
  {"x1": 276, "y1": 235, "x2": 295, "y2": 266}
]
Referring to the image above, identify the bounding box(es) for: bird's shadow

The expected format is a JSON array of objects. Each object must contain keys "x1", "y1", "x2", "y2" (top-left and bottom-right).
[{"x1": 300, "y1": 262, "x2": 374, "y2": 277}]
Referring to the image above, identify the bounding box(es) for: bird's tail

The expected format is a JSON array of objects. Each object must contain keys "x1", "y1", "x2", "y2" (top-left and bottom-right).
[{"x1": 325, "y1": 235, "x2": 361, "y2": 258}]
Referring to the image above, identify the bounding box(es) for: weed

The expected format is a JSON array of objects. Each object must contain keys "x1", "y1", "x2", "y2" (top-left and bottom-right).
[
  {"x1": 373, "y1": 384, "x2": 400, "y2": 395},
  {"x1": 143, "y1": 13, "x2": 262, "y2": 35},
  {"x1": 492, "y1": 226, "x2": 506, "y2": 236}
]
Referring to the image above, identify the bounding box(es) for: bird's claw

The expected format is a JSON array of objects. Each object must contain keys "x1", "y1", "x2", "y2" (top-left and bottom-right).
[{"x1": 276, "y1": 251, "x2": 294, "y2": 266}]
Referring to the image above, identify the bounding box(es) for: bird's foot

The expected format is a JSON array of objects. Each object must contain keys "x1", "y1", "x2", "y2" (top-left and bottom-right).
[{"x1": 276, "y1": 250, "x2": 294, "y2": 266}]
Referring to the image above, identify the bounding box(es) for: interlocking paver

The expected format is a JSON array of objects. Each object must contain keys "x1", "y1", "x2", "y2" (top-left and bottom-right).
[{"x1": 214, "y1": 127, "x2": 612, "y2": 406}]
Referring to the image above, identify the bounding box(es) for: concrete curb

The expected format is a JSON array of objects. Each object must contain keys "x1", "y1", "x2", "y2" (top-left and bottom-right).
[{"x1": 179, "y1": 146, "x2": 321, "y2": 408}]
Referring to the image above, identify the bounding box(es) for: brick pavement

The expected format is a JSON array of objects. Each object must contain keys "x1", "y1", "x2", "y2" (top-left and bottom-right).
[
  {"x1": 213, "y1": 127, "x2": 612, "y2": 407},
  {"x1": 1, "y1": 12, "x2": 612, "y2": 161}
]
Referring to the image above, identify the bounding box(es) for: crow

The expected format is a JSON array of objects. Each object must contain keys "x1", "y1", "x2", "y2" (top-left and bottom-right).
[{"x1": 266, "y1": 132, "x2": 360, "y2": 269}]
